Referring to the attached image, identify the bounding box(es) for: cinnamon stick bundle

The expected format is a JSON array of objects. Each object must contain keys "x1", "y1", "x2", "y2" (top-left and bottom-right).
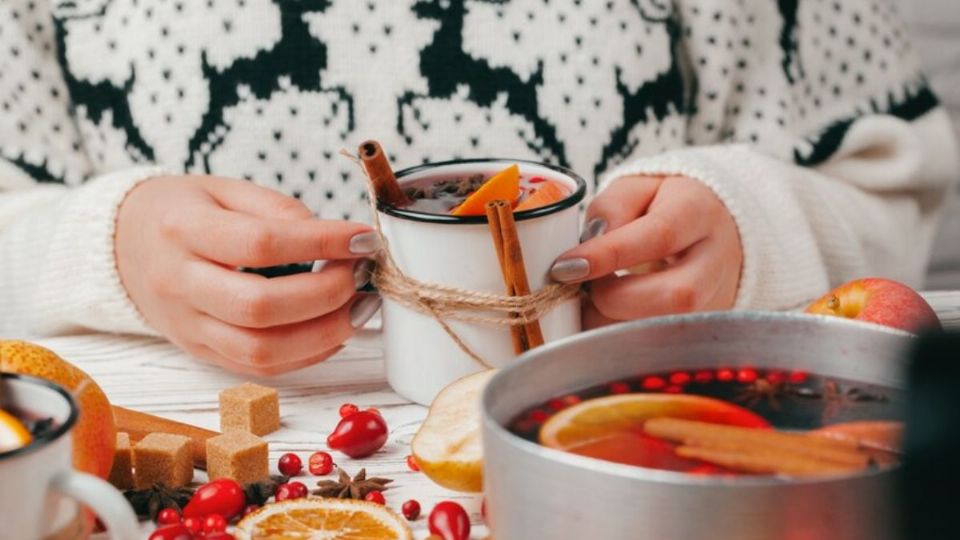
[
  {"x1": 645, "y1": 417, "x2": 872, "y2": 476},
  {"x1": 485, "y1": 199, "x2": 544, "y2": 354},
  {"x1": 358, "y1": 140, "x2": 410, "y2": 207}
]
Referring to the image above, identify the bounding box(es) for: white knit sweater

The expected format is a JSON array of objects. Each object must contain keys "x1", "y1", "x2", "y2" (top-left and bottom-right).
[{"x1": 1, "y1": 0, "x2": 957, "y2": 337}]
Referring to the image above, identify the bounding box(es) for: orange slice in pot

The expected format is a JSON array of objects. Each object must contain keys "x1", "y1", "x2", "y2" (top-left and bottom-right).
[
  {"x1": 235, "y1": 498, "x2": 412, "y2": 540},
  {"x1": 451, "y1": 164, "x2": 520, "y2": 216}
]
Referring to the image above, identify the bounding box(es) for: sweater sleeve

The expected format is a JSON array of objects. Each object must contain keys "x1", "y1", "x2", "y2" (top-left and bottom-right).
[
  {"x1": 0, "y1": 1, "x2": 164, "y2": 337},
  {"x1": 600, "y1": 0, "x2": 959, "y2": 310}
]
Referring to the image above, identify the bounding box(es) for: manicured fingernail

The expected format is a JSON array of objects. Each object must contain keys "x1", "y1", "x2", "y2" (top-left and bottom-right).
[
  {"x1": 349, "y1": 232, "x2": 382, "y2": 255},
  {"x1": 311, "y1": 260, "x2": 328, "y2": 273},
  {"x1": 550, "y1": 258, "x2": 590, "y2": 283},
  {"x1": 580, "y1": 218, "x2": 607, "y2": 243},
  {"x1": 353, "y1": 259, "x2": 375, "y2": 289},
  {"x1": 350, "y1": 294, "x2": 382, "y2": 328}
]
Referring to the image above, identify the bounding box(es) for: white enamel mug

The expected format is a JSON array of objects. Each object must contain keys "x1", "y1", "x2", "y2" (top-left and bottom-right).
[
  {"x1": 0, "y1": 373, "x2": 139, "y2": 540},
  {"x1": 378, "y1": 159, "x2": 586, "y2": 405}
]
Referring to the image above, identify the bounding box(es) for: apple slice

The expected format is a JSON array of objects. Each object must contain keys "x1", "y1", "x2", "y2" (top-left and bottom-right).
[
  {"x1": 411, "y1": 370, "x2": 496, "y2": 492},
  {"x1": 451, "y1": 164, "x2": 520, "y2": 216},
  {"x1": 514, "y1": 180, "x2": 569, "y2": 212}
]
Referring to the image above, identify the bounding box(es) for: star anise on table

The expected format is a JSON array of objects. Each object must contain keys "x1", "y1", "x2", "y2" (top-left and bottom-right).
[
  {"x1": 313, "y1": 467, "x2": 392, "y2": 499},
  {"x1": 244, "y1": 475, "x2": 289, "y2": 506},
  {"x1": 123, "y1": 483, "x2": 196, "y2": 521}
]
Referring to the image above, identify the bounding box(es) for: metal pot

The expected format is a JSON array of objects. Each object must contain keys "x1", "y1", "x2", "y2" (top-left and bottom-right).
[{"x1": 481, "y1": 312, "x2": 913, "y2": 540}]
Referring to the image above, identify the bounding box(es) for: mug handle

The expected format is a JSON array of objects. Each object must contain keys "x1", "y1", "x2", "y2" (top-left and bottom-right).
[{"x1": 51, "y1": 470, "x2": 140, "y2": 540}]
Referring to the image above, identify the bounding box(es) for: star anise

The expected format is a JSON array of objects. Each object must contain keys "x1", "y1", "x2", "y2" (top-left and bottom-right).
[
  {"x1": 123, "y1": 483, "x2": 196, "y2": 521},
  {"x1": 313, "y1": 467, "x2": 392, "y2": 499},
  {"x1": 244, "y1": 475, "x2": 289, "y2": 506}
]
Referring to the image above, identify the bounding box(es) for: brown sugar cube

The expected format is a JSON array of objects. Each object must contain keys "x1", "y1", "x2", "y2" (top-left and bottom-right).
[
  {"x1": 206, "y1": 430, "x2": 269, "y2": 486},
  {"x1": 133, "y1": 433, "x2": 193, "y2": 489},
  {"x1": 108, "y1": 432, "x2": 135, "y2": 490},
  {"x1": 219, "y1": 382, "x2": 280, "y2": 435}
]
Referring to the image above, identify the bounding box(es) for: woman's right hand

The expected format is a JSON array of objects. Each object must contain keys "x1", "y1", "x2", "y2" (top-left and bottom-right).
[{"x1": 115, "y1": 175, "x2": 382, "y2": 376}]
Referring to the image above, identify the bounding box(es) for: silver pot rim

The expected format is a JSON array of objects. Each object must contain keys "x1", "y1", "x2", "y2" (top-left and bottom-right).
[{"x1": 481, "y1": 310, "x2": 913, "y2": 488}]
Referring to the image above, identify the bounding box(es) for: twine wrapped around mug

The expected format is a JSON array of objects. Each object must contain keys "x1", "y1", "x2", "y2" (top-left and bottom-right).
[{"x1": 341, "y1": 149, "x2": 580, "y2": 368}]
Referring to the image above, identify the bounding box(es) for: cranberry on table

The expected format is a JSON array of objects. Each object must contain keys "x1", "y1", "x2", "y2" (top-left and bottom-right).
[
  {"x1": 155, "y1": 507, "x2": 180, "y2": 525},
  {"x1": 406, "y1": 454, "x2": 420, "y2": 472},
  {"x1": 339, "y1": 402, "x2": 359, "y2": 418},
  {"x1": 327, "y1": 410, "x2": 389, "y2": 458},
  {"x1": 204, "y1": 513, "x2": 228, "y2": 534},
  {"x1": 364, "y1": 490, "x2": 385, "y2": 505},
  {"x1": 309, "y1": 451, "x2": 334, "y2": 475},
  {"x1": 278, "y1": 452, "x2": 303, "y2": 476},
  {"x1": 428, "y1": 500, "x2": 470, "y2": 540},
  {"x1": 181, "y1": 516, "x2": 203, "y2": 535},
  {"x1": 401, "y1": 499, "x2": 421, "y2": 520},
  {"x1": 275, "y1": 481, "x2": 308, "y2": 501},
  {"x1": 148, "y1": 523, "x2": 193, "y2": 540},
  {"x1": 182, "y1": 478, "x2": 246, "y2": 520}
]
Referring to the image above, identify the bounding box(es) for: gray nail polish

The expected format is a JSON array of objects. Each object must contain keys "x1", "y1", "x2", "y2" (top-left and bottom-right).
[
  {"x1": 349, "y1": 232, "x2": 383, "y2": 255},
  {"x1": 550, "y1": 258, "x2": 590, "y2": 283},
  {"x1": 350, "y1": 294, "x2": 382, "y2": 328},
  {"x1": 580, "y1": 218, "x2": 607, "y2": 243},
  {"x1": 353, "y1": 259, "x2": 375, "y2": 289}
]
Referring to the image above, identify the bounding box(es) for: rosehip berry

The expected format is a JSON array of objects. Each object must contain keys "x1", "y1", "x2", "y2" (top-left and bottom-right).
[
  {"x1": 148, "y1": 523, "x2": 192, "y2": 540},
  {"x1": 364, "y1": 490, "x2": 385, "y2": 505},
  {"x1": 406, "y1": 454, "x2": 420, "y2": 472},
  {"x1": 182, "y1": 478, "x2": 246, "y2": 520},
  {"x1": 242, "y1": 504, "x2": 260, "y2": 517},
  {"x1": 155, "y1": 508, "x2": 180, "y2": 525},
  {"x1": 401, "y1": 499, "x2": 421, "y2": 520},
  {"x1": 327, "y1": 410, "x2": 389, "y2": 458},
  {"x1": 181, "y1": 516, "x2": 203, "y2": 535},
  {"x1": 204, "y1": 513, "x2": 228, "y2": 534},
  {"x1": 339, "y1": 403, "x2": 359, "y2": 418},
  {"x1": 275, "y1": 481, "x2": 308, "y2": 502},
  {"x1": 428, "y1": 501, "x2": 470, "y2": 540},
  {"x1": 608, "y1": 381, "x2": 631, "y2": 394},
  {"x1": 309, "y1": 451, "x2": 334, "y2": 475},
  {"x1": 278, "y1": 452, "x2": 303, "y2": 476}
]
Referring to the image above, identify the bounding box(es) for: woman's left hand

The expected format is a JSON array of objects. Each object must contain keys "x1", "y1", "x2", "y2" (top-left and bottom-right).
[{"x1": 549, "y1": 175, "x2": 743, "y2": 328}]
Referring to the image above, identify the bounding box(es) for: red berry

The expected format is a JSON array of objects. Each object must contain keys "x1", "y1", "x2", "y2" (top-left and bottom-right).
[
  {"x1": 308, "y1": 451, "x2": 334, "y2": 475},
  {"x1": 277, "y1": 481, "x2": 308, "y2": 501},
  {"x1": 364, "y1": 490, "x2": 385, "y2": 505},
  {"x1": 204, "y1": 514, "x2": 227, "y2": 534},
  {"x1": 365, "y1": 407, "x2": 381, "y2": 416},
  {"x1": 737, "y1": 368, "x2": 758, "y2": 384},
  {"x1": 406, "y1": 454, "x2": 420, "y2": 472},
  {"x1": 183, "y1": 478, "x2": 246, "y2": 521},
  {"x1": 766, "y1": 371, "x2": 785, "y2": 383},
  {"x1": 156, "y1": 508, "x2": 180, "y2": 525},
  {"x1": 327, "y1": 410, "x2": 389, "y2": 458},
  {"x1": 788, "y1": 371, "x2": 809, "y2": 384},
  {"x1": 694, "y1": 370, "x2": 714, "y2": 383},
  {"x1": 181, "y1": 516, "x2": 203, "y2": 535},
  {"x1": 401, "y1": 499, "x2": 421, "y2": 520},
  {"x1": 546, "y1": 398, "x2": 567, "y2": 411},
  {"x1": 339, "y1": 403, "x2": 359, "y2": 418},
  {"x1": 716, "y1": 368, "x2": 735, "y2": 382},
  {"x1": 529, "y1": 176, "x2": 547, "y2": 183},
  {"x1": 664, "y1": 385, "x2": 683, "y2": 394},
  {"x1": 527, "y1": 409, "x2": 549, "y2": 423},
  {"x1": 668, "y1": 372, "x2": 691, "y2": 386},
  {"x1": 641, "y1": 376, "x2": 666, "y2": 391},
  {"x1": 242, "y1": 504, "x2": 260, "y2": 517},
  {"x1": 608, "y1": 381, "x2": 631, "y2": 394},
  {"x1": 278, "y1": 452, "x2": 303, "y2": 476},
  {"x1": 428, "y1": 501, "x2": 471, "y2": 540},
  {"x1": 148, "y1": 523, "x2": 193, "y2": 540}
]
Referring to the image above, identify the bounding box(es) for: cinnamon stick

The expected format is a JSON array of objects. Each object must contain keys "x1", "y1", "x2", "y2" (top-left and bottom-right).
[
  {"x1": 675, "y1": 445, "x2": 857, "y2": 477},
  {"x1": 112, "y1": 406, "x2": 219, "y2": 470},
  {"x1": 485, "y1": 199, "x2": 545, "y2": 353},
  {"x1": 358, "y1": 140, "x2": 410, "y2": 207}
]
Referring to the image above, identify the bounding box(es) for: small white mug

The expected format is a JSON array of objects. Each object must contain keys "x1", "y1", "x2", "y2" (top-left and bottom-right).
[
  {"x1": 378, "y1": 159, "x2": 586, "y2": 405},
  {"x1": 0, "y1": 373, "x2": 139, "y2": 540}
]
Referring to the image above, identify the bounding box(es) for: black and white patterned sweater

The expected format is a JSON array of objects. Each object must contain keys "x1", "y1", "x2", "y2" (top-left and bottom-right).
[{"x1": 0, "y1": 0, "x2": 956, "y2": 336}]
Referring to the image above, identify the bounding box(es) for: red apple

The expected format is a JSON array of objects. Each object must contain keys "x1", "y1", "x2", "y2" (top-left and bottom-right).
[{"x1": 805, "y1": 277, "x2": 940, "y2": 333}]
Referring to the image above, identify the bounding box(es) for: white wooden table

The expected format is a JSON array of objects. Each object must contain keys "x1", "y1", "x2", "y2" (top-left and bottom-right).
[{"x1": 39, "y1": 292, "x2": 960, "y2": 539}]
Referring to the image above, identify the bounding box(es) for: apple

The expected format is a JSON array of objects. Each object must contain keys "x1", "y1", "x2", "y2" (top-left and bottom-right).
[{"x1": 805, "y1": 277, "x2": 940, "y2": 333}]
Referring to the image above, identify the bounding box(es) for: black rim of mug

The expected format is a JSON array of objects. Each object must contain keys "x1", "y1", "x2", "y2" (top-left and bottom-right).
[{"x1": 0, "y1": 373, "x2": 79, "y2": 460}]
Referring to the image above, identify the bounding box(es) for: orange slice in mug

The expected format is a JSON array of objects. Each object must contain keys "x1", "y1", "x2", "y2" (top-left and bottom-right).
[
  {"x1": 540, "y1": 394, "x2": 769, "y2": 470},
  {"x1": 0, "y1": 409, "x2": 32, "y2": 452},
  {"x1": 515, "y1": 180, "x2": 569, "y2": 212},
  {"x1": 451, "y1": 164, "x2": 520, "y2": 216}
]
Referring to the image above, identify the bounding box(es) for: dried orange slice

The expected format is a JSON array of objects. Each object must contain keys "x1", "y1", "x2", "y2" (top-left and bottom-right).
[
  {"x1": 411, "y1": 370, "x2": 496, "y2": 492},
  {"x1": 540, "y1": 394, "x2": 769, "y2": 452},
  {"x1": 451, "y1": 164, "x2": 520, "y2": 216},
  {"x1": 0, "y1": 408, "x2": 32, "y2": 452},
  {"x1": 234, "y1": 498, "x2": 412, "y2": 540}
]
